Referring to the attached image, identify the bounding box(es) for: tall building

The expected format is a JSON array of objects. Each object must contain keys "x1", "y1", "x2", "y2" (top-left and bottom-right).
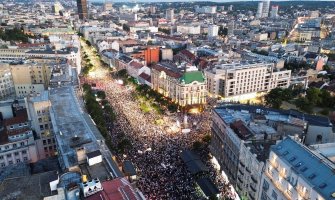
[
  {"x1": 208, "y1": 24, "x2": 219, "y2": 38},
  {"x1": 52, "y1": 2, "x2": 63, "y2": 15},
  {"x1": 0, "y1": 64, "x2": 15, "y2": 100},
  {"x1": 151, "y1": 62, "x2": 207, "y2": 107},
  {"x1": 270, "y1": 5, "x2": 279, "y2": 18},
  {"x1": 261, "y1": 0, "x2": 270, "y2": 18},
  {"x1": 259, "y1": 137, "x2": 335, "y2": 200},
  {"x1": 205, "y1": 62, "x2": 291, "y2": 100},
  {"x1": 256, "y1": 2, "x2": 263, "y2": 18},
  {"x1": 166, "y1": 9, "x2": 174, "y2": 23},
  {"x1": 76, "y1": 0, "x2": 88, "y2": 20}
]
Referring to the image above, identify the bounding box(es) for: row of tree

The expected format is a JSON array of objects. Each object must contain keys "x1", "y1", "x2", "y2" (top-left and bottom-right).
[{"x1": 265, "y1": 86, "x2": 335, "y2": 114}]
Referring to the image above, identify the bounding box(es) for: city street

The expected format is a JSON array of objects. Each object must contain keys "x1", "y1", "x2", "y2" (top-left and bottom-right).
[{"x1": 79, "y1": 39, "x2": 234, "y2": 200}]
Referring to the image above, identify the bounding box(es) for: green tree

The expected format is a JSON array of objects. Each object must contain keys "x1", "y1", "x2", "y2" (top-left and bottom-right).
[
  {"x1": 295, "y1": 97, "x2": 313, "y2": 113},
  {"x1": 265, "y1": 88, "x2": 292, "y2": 109},
  {"x1": 306, "y1": 88, "x2": 321, "y2": 106}
]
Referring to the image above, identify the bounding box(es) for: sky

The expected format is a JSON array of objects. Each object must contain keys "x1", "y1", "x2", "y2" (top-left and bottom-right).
[{"x1": 90, "y1": 0, "x2": 332, "y2": 2}]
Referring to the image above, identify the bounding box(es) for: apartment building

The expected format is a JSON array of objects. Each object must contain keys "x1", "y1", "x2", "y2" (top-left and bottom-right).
[
  {"x1": 0, "y1": 108, "x2": 38, "y2": 168},
  {"x1": 151, "y1": 62, "x2": 207, "y2": 107},
  {"x1": 205, "y1": 62, "x2": 291, "y2": 100},
  {"x1": 210, "y1": 104, "x2": 334, "y2": 200},
  {"x1": 10, "y1": 62, "x2": 52, "y2": 98},
  {"x1": 259, "y1": 137, "x2": 335, "y2": 200},
  {"x1": 25, "y1": 91, "x2": 56, "y2": 159},
  {"x1": 0, "y1": 64, "x2": 15, "y2": 100}
]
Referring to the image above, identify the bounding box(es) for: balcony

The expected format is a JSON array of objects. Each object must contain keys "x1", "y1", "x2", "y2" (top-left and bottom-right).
[
  {"x1": 248, "y1": 192, "x2": 256, "y2": 200},
  {"x1": 239, "y1": 161, "x2": 245, "y2": 167},
  {"x1": 246, "y1": 167, "x2": 251, "y2": 173},
  {"x1": 238, "y1": 169, "x2": 244, "y2": 175}
]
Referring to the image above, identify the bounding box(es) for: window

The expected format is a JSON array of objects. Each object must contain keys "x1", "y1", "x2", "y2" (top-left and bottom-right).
[
  {"x1": 263, "y1": 180, "x2": 269, "y2": 191},
  {"x1": 43, "y1": 140, "x2": 46, "y2": 145},
  {"x1": 44, "y1": 147, "x2": 48, "y2": 152},
  {"x1": 23, "y1": 157, "x2": 28, "y2": 161},
  {"x1": 0, "y1": 163, "x2": 5, "y2": 167},
  {"x1": 8, "y1": 161, "x2": 13, "y2": 165},
  {"x1": 48, "y1": 139, "x2": 51, "y2": 144},
  {"x1": 13, "y1": 144, "x2": 17, "y2": 148},
  {"x1": 49, "y1": 146, "x2": 53, "y2": 150},
  {"x1": 38, "y1": 118, "x2": 42, "y2": 123},
  {"x1": 14, "y1": 152, "x2": 19, "y2": 156},
  {"x1": 20, "y1": 142, "x2": 24, "y2": 146},
  {"x1": 22, "y1": 150, "x2": 27, "y2": 154},
  {"x1": 40, "y1": 125, "x2": 44, "y2": 130},
  {"x1": 16, "y1": 159, "x2": 21, "y2": 163},
  {"x1": 271, "y1": 190, "x2": 278, "y2": 200},
  {"x1": 6, "y1": 154, "x2": 11, "y2": 158},
  {"x1": 0, "y1": 156, "x2": 3, "y2": 159}
]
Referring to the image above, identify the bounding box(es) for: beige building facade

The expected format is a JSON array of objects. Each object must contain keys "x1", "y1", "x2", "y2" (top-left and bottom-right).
[{"x1": 205, "y1": 62, "x2": 291, "y2": 100}]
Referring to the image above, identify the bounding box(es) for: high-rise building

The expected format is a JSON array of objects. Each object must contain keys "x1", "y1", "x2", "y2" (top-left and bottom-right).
[
  {"x1": 53, "y1": 2, "x2": 63, "y2": 15},
  {"x1": 256, "y1": 2, "x2": 263, "y2": 18},
  {"x1": 270, "y1": 5, "x2": 279, "y2": 18},
  {"x1": 76, "y1": 0, "x2": 88, "y2": 20},
  {"x1": 208, "y1": 24, "x2": 219, "y2": 38},
  {"x1": 166, "y1": 9, "x2": 174, "y2": 23},
  {"x1": 261, "y1": 0, "x2": 270, "y2": 18}
]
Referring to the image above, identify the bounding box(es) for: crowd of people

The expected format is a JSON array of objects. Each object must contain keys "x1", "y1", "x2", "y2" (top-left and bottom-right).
[{"x1": 80, "y1": 42, "x2": 236, "y2": 199}]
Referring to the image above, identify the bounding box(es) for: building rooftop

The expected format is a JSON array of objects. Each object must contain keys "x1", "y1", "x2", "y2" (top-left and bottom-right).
[
  {"x1": 0, "y1": 170, "x2": 57, "y2": 199},
  {"x1": 49, "y1": 86, "x2": 100, "y2": 169},
  {"x1": 273, "y1": 137, "x2": 335, "y2": 200},
  {"x1": 180, "y1": 71, "x2": 205, "y2": 84}
]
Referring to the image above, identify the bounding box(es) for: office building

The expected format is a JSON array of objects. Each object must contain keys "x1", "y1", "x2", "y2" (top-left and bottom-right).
[
  {"x1": 177, "y1": 24, "x2": 201, "y2": 35},
  {"x1": 195, "y1": 6, "x2": 217, "y2": 14},
  {"x1": 262, "y1": 0, "x2": 270, "y2": 18},
  {"x1": 270, "y1": 5, "x2": 279, "y2": 18},
  {"x1": 205, "y1": 62, "x2": 291, "y2": 101},
  {"x1": 151, "y1": 62, "x2": 207, "y2": 107},
  {"x1": 76, "y1": 0, "x2": 88, "y2": 20},
  {"x1": 259, "y1": 137, "x2": 335, "y2": 200},
  {"x1": 208, "y1": 25, "x2": 219, "y2": 38},
  {"x1": 52, "y1": 1, "x2": 63, "y2": 15},
  {"x1": 166, "y1": 9, "x2": 174, "y2": 23},
  {"x1": 256, "y1": 2, "x2": 264, "y2": 18}
]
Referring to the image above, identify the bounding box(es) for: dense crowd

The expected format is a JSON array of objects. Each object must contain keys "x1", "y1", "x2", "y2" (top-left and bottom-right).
[{"x1": 80, "y1": 42, "x2": 236, "y2": 199}]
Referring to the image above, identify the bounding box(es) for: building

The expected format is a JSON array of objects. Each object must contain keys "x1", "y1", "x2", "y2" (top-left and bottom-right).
[
  {"x1": 256, "y1": 2, "x2": 264, "y2": 19},
  {"x1": 76, "y1": 0, "x2": 88, "y2": 20},
  {"x1": 259, "y1": 137, "x2": 335, "y2": 200},
  {"x1": 25, "y1": 91, "x2": 56, "y2": 159},
  {"x1": 205, "y1": 62, "x2": 291, "y2": 101},
  {"x1": 195, "y1": 6, "x2": 217, "y2": 14},
  {"x1": 144, "y1": 46, "x2": 160, "y2": 65},
  {"x1": 52, "y1": 2, "x2": 63, "y2": 15},
  {"x1": 161, "y1": 48, "x2": 173, "y2": 61},
  {"x1": 210, "y1": 104, "x2": 334, "y2": 200},
  {"x1": 166, "y1": 9, "x2": 174, "y2": 23},
  {"x1": 270, "y1": 5, "x2": 279, "y2": 18},
  {"x1": 176, "y1": 24, "x2": 201, "y2": 35},
  {"x1": 0, "y1": 108, "x2": 39, "y2": 168},
  {"x1": 104, "y1": 1, "x2": 113, "y2": 12},
  {"x1": 0, "y1": 64, "x2": 15, "y2": 100},
  {"x1": 10, "y1": 62, "x2": 52, "y2": 98},
  {"x1": 208, "y1": 25, "x2": 219, "y2": 38},
  {"x1": 262, "y1": 0, "x2": 270, "y2": 18},
  {"x1": 151, "y1": 62, "x2": 207, "y2": 107}
]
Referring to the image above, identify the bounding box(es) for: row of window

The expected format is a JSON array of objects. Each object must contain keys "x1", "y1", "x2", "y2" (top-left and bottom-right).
[
  {"x1": 0, "y1": 142, "x2": 26, "y2": 151},
  {"x1": 0, "y1": 157, "x2": 28, "y2": 167},
  {"x1": 0, "y1": 150, "x2": 27, "y2": 159}
]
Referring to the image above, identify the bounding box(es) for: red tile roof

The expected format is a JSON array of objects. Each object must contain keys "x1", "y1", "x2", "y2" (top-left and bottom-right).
[
  {"x1": 152, "y1": 63, "x2": 182, "y2": 79},
  {"x1": 129, "y1": 61, "x2": 144, "y2": 69},
  {"x1": 138, "y1": 72, "x2": 151, "y2": 83}
]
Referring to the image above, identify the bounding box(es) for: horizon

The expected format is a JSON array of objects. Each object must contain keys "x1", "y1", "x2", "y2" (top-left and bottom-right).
[{"x1": 89, "y1": 0, "x2": 334, "y2": 2}]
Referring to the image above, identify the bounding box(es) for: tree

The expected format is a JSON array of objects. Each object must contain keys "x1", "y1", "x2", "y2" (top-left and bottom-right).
[
  {"x1": 265, "y1": 88, "x2": 292, "y2": 109},
  {"x1": 218, "y1": 26, "x2": 228, "y2": 36},
  {"x1": 295, "y1": 97, "x2": 313, "y2": 113},
  {"x1": 96, "y1": 91, "x2": 106, "y2": 99},
  {"x1": 306, "y1": 88, "x2": 321, "y2": 106},
  {"x1": 122, "y1": 24, "x2": 130, "y2": 32}
]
